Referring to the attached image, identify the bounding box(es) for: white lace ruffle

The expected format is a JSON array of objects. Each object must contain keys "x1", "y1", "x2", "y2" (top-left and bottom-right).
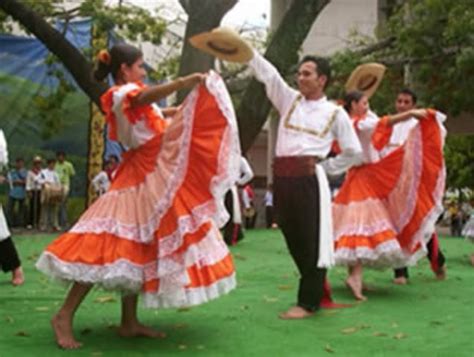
[
  {"x1": 206, "y1": 70, "x2": 242, "y2": 228},
  {"x1": 335, "y1": 239, "x2": 426, "y2": 269},
  {"x1": 142, "y1": 273, "x2": 236, "y2": 308},
  {"x1": 36, "y1": 229, "x2": 234, "y2": 308}
]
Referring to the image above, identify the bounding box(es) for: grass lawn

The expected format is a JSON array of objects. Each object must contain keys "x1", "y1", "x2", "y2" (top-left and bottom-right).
[{"x1": 1, "y1": 230, "x2": 473, "y2": 356}]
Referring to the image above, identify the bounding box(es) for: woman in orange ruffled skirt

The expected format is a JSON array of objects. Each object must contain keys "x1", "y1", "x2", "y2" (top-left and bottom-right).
[
  {"x1": 333, "y1": 91, "x2": 446, "y2": 300},
  {"x1": 36, "y1": 44, "x2": 241, "y2": 349}
]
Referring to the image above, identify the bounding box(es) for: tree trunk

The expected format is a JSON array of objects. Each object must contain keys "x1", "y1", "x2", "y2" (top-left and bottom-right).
[
  {"x1": 177, "y1": 0, "x2": 237, "y2": 101},
  {"x1": 237, "y1": 0, "x2": 330, "y2": 152},
  {"x1": 0, "y1": 0, "x2": 107, "y2": 108}
]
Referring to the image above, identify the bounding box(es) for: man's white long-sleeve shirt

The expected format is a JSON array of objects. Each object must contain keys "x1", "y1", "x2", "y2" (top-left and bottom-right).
[{"x1": 248, "y1": 53, "x2": 362, "y2": 176}]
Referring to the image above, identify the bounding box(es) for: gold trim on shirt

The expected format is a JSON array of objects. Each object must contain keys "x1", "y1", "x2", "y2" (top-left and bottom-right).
[{"x1": 283, "y1": 94, "x2": 339, "y2": 138}]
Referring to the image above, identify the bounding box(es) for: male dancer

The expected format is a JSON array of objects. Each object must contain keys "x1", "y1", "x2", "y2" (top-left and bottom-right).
[{"x1": 247, "y1": 51, "x2": 362, "y2": 319}]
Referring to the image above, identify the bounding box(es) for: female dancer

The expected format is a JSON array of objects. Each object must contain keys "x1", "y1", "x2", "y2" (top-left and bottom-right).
[
  {"x1": 334, "y1": 90, "x2": 446, "y2": 300},
  {"x1": 36, "y1": 44, "x2": 241, "y2": 349}
]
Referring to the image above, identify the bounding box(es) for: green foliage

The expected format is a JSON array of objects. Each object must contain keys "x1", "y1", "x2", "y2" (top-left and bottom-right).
[
  {"x1": 78, "y1": 0, "x2": 167, "y2": 45},
  {"x1": 0, "y1": 0, "x2": 169, "y2": 139},
  {"x1": 444, "y1": 135, "x2": 474, "y2": 190},
  {"x1": 385, "y1": 0, "x2": 474, "y2": 115}
]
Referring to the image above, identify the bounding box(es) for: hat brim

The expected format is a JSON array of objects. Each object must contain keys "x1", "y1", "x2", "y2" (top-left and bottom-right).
[
  {"x1": 345, "y1": 63, "x2": 386, "y2": 99},
  {"x1": 189, "y1": 28, "x2": 253, "y2": 63}
]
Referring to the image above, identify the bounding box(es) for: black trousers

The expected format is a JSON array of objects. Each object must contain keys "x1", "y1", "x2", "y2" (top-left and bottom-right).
[
  {"x1": 265, "y1": 206, "x2": 274, "y2": 228},
  {"x1": 0, "y1": 237, "x2": 21, "y2": 273},
  {"x1": 274, "y1": 174, "x2": 326, "y2": 311},
  {"x1": 28, "y1": 190, "x2": 41, "y2": 227},
  {"x1": 223, "y1": 190, "x2": 243, "y2": 245},
  {"x1": 394, "y1": 236, "x2": 446, "y2": 278}
]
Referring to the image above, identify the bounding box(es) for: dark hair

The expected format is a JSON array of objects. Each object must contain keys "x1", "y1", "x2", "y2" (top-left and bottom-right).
[
  {"x1": 94, "y1": 44, "x2": 143, "y2": 82},
  {"x1": 56, "y1": 151, "x2": 65, "y2": 157},
  {"x1": 398, "y1": 88, "x2": 417, "y2": 104},
  {"x1": 343, "y1": 90, "x2": 365, "y2": 114},
  {"x1": 299, "y1": 55, "x2": 332, "y2": 88},
  {"x1": 47, "y1": 158, "x2": 56, "y2": 165},
  {"x1": 15, "y1": 157, "x2": 24, "y2": 163},
  {"x1": 107, "y1": 154, "x2": 120, "y2": 163}
]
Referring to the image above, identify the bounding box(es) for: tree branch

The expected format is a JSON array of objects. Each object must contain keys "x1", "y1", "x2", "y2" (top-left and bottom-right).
[{"x1": 0, "y1": 0, "x2": 107, "y2": 108}]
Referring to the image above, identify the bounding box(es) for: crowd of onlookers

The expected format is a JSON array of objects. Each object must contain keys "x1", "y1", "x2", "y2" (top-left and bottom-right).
[
  {"x1": 442, "y1": 198, "x2": 473, "y2": 237},
  {"x1": 3, "y1": 151, "x2": 75, "y2": 231}
]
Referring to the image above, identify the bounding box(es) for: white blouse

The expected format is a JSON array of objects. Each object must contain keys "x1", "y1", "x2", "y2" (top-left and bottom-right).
[
  {"x1": 248, "y1": 53, "x2": 362, "y2": 176},
  {"x1": 353, "y1": 110, "x2": 383, "y2": 164},
  {"x1": 111, "y1": 83, "x2": 166, "y2": 149}
]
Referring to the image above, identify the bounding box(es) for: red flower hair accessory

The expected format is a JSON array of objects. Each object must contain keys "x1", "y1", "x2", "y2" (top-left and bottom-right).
[{"x1": 97, "y1": 49, "x2": 111, "y2": 65}]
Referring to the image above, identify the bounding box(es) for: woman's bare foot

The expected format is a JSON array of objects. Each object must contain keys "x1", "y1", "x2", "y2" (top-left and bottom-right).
[
  {"x1": 393, "y1": 276, "x2": 408, "y2": 285},
  {"x1": 345, "y1": 277, "x2": 367, "y2": 301},
  {"x1": 118, "y1": 322, "x2": 166, "y2": 339},
  {"x1": 11, "y1": 267, "x2": 24, "y2": 286},
  {"x1": 51, "y1": 313, "x2": 82, "y2": 349},
  {"x1": 279, "y1": 306, "x2": 314, "y2": 320}
]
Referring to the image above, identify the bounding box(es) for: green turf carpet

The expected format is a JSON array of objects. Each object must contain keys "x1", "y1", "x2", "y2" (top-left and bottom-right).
[{"x1": 0, "y1": 230, "x2": 473, "y2": 356}]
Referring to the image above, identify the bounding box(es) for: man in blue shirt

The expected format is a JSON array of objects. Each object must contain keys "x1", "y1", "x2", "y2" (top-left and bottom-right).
[{"x1": 7, "y1": 158, "x2": 27, "y2": 227}]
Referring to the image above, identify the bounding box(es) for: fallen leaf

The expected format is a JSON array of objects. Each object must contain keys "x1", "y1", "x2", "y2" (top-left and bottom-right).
[
  {"x1": 391, "y1": 322, "x2": 399, "y2": 328},
  {"x1": 15, "y1": 331, "x2": 30, "y2": 337},
  {"x1": 393, "y1": 332, "x2": 407, "y2": 340},
  {"x1": 359, "y1": 324, "x2": 371, "y2": 330},
  {"x1": 94, "y1": 296, "x2": 116, "y2": 303},
  {"x1": 430, "y1": 320, "x2": 444, "y2": 326},
  {"x1": 341, "y1": 327, "x2": 358, "y2": 334},
  {"x1": 373, "y1": 332, "x2": 388, "y2": 337},
  {"x1": 263, "y1": 296, "x2": 278, "y2": 303},
  {"x1": 178, "y1": 344, "x2": 187, "y2": 350},
  {"x1": 324, "y1": 344, "x2": 335, "y2": 353},
  {"x1": 172, "y1": 323, "x2": 189, "y2": 330},
  {"x1": 81, "y1": 328, "x2": 92, "y2": 335},
  {"x1": 240, "y1": 305, "x2": 249, "y2": 311},
  {"x1": 34, "y1": 306, "x2": 50, "y2": 312},
  {"x1": 196, "y1": 345, "x2": 205, "y2": 350},
  {"x1": 5, "y1": 316, "x2": 14, "y2": 323},
  {"x1": 234, "y1": 253, "x2": 247, "y2": 261},
  {"x1": 278, "y1": 285, "x2": 293, "y2": 291}
]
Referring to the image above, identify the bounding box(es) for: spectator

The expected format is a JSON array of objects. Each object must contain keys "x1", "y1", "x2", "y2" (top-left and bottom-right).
[
  {"x1": 105, "y1": 154, "x2": 120, "y2": 181},
  {"x1": 6, "y1": 158, "x2": 27, "y2": 227},
  {"x1": 92, "y1": 160, "x2": 111, "y2": 197},
  {"x1": 55, "y1": 151, "x2": 75, "y2": 228},
  {"x1": 242, "y1": 182, "x2": 257, "y2": 229},
  {"x1": 26, "y1": 156, "x2": 43, "y2": 229},
  {"x1": 39, "y1": 159, "x2": 62, "y2": 231},
  {"x1": 449, "y1": 202, "x2": 463, "y2": 237},
  {"x1": 264, "y1": 184, "x2": 277, "y2": 228}
]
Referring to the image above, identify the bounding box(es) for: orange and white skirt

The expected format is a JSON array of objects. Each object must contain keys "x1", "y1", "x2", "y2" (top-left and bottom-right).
[
  {"x1": 333, "y1": 111, "x2": 446, "y2": 268},
  {"x1": 36, "y1": 74, "x2": 241, "y2": 308}
]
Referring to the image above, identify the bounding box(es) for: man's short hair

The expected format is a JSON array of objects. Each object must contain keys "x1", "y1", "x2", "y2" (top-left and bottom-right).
[
  {"x1": 56, "y1": 151, "x2": 66, "y2": 157},
  {"x1": 299, "y1": 55, "x2": 332, "y2": 87},
  {"x1": 15, "y1": 157, "x2": 24, "y2": 163},
  {"x1": 398, "y1": 88, "x2": 417, "y2": 104},
  {"x1": 47, "y1": 158, "x2": 56, "y2": 165}
]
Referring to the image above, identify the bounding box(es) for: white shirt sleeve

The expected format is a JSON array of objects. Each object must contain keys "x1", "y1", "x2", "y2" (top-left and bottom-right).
[
  {"x1": 248, "y1": 52, "x2": 299, "y2": 115},
  {"x1": 0, "y1": 130, "x2": 8, "y2": 170},
  {"x1": 355, "y1": 110, "x2": 379, "y2": 133},
  {"x1": 237, "y1": 157, "x2": 254, "y2": 185},
  {"x1": 321, "y1": 109, "x2": 363, "y2": 176}
]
